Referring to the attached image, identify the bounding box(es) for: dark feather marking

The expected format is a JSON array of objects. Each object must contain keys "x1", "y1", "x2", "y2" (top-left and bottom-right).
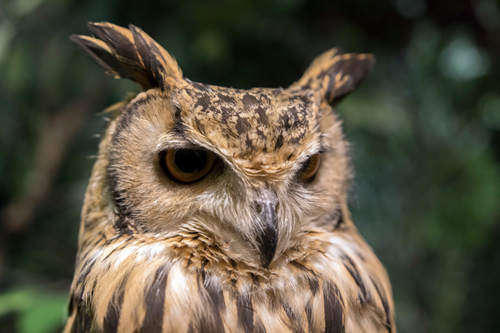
[
  {"x1": 71, "y1": 302, "x2": 94, "y2": 333},
  {"x1": 255, "y1": 106, "x2": 269, "y2": 125},
  {"x1": 186, "y1": 252, "x2": 194, "y2": 267},
  {"x1": 249, "y1": 272, "x2": 259, "y2": 285},
  {"x1": 342, "y1": 255, "x2": 368, "y2": 302},
  {"x1": 146, "y1": 42, "x2": 168, "y2": 88},
  {"x1": 289, "y1": 261, "x2": 319, "y2": 296},
  {"x1": 68, "y1": 294, "x2": 76, "y2": 315},
  {"x1": 355, "y1": 249, "x2": 366, "y2": 262},
  {"x1": 88, "y1": 23, "x2": 138, "y2": 62},
  {"x1": 218, "y1": 93, "x2": 235, "y2": 104},
  {"x1": 138, "y1": 263, "x2": 172, "y2": 333},
  {"x1": 77, "y1": 257, "x2": 97, "y2": 287},
  {"x1": 267, "y1": 289, "x2": 280, "y2": 312},
  {"x1": 323, "y1": 55, "x2": 374, "y2": 105},
  {"x1": 107, "y1": 94, "x2": 161, "y2": 218},
  {"x1": 71, "y1": 31, "x2": 150, "y2": 88},
  {"x1": 129, "y1": 25, "x2": 163, "y2": 87},
  {"x1": 245, "y1": 135, "x2": 255, "y2": 150},
  {"x1": 325, "y1": 208, "x2": 343, "y2": 229},
  {"x1": 336, "y1": 210, "x2": 344, "y2": 227},
  {"x1": 280, "y1": 113, "x2": 291, "y2": 131},
  {"x1": 107, "y1": 166, "x2": 136, "y2": 217},
  {"x1": 204, "y1": 290, "x2": 225, "y2": 332},
  {"x1": 194, "y1": 94, "x2": 211, "y2": 110},
  {"x1": 282, "y1": 303, "x2": 304, "y2": 333},
  {"x1": 236, "y1": 293, "x2": 254, "y2": 332},
  {"x1": 305, "y1": 301, "x2": 313, "y2": 331},
  {"x1": 370, "y1": 278, "x2": 392, "y2": 332},
  {"x1": 274, "y1": 134, "x2": 284, "y2": 150},
  {"x1": 308, "y1": 277, "x2": 320, "y2": 296},
  {"x1": 219, "y1": 106, "x2": 232, "y2": 124},
  {"x1": 174, "y1": 106, "x2": 185, "y2": 135},
  {"x1": 112, "y1": 91, "x2": 160, "y2": 144},
  {"x1": 100, "y1": 232, "x2": 115, "y2": 245},
  {"x1": 254, "y1": 318, "x2": 266, "y2": 333},
  {"x1": 192, "y1": 81, "x2": 210, "y2": 92},
  {"x1": 203, "y1": 273, "x2": 226, "y2": 313},
  {"x1": 76, "y1": 257, "x2": 98, "y2": 303},
  {"x1": 290, "y1": 260, "x2": 311, "y2": 272},
  {"x1": 193, "y1": 118, "x2": 206, "y2": 135},
  {"x1": 323, "y1": 281, "x2": 345, "y2": 333},
  {"x1": 187, "y1": 269, "x2": 225, "y2": 333},
  {"x1": 200, "y1": 270, "x2": 226, "y2": 332},
  {"x1": 103, "y1": 278, "x2": 126, "y2": 333},
  {"x1": 242, "y1": 93, "x2": 259, "y2": 110},
  {"x1": 102, "y1": 237, "x2": 133, "y2": 262},
  {"x1": 235, "y1": 117, "x2": 250, "y2": 134}
]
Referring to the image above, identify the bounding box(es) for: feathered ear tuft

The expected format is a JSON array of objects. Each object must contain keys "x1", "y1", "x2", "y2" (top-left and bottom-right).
[
  {"x1": 70, "y1": 22, "x2": 183, "y2": 90},
  {"x1": 290, "y1": 48, "x2": 375, "y2": 106}
]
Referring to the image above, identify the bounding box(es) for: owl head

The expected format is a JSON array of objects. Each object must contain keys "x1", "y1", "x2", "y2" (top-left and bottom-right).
[{"x1": 72, "y1": 22, "x2": 374, "y2": 268}]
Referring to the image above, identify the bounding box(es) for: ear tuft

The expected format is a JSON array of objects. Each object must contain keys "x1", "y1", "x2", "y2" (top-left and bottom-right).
[
  {"x1": 290, "y1": 48, "x2": 375, "y2": 106},
  {"x1": 71, "y1": 22, "x2": 183, "y2": 90}
]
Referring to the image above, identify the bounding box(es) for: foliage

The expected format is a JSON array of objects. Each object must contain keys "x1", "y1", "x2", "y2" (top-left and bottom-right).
[{"x1": 0, "y1": 288, "x2": 66, "y2": 333}]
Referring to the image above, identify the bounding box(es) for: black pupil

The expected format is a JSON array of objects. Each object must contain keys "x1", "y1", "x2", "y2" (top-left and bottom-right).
[
  {"x1": 302, "y1": 158, "x2": 313, "y2": 173},
  {"x1": 174, "y1": 149, "x2": 207, "y2": 173}
]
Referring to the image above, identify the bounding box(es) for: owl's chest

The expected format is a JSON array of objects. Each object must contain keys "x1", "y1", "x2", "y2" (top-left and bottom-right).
[
  {"x1": 152, "y1": 241, "x2": 390, "y2": 333},
  {"x1": 139, "y1": 254, "x2": 340, "y2": 333},
  {"x1": 70, "y1": 232, "x2": 392, "y2": 333}
]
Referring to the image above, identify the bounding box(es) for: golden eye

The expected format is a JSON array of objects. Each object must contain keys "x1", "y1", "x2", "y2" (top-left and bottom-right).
[
  {"x1": 298, "y1": 153, "x2": 321, "y2": 182},
  {"x1": 160, "y1": 149, "x2": 216, "y2": 183}
]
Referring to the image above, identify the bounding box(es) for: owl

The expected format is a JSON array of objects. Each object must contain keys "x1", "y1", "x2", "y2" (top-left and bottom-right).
[{"x1": 64, "y1": 22, "x2": 395, "y2": 333}]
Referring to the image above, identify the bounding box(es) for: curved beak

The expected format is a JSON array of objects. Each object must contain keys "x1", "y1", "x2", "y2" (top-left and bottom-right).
[{"x1": 254, "y1": 189, "x2": 278, "y2": 268}]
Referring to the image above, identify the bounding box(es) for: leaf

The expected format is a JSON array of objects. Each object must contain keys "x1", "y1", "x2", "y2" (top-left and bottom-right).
[{"x1": 0, "y1": 288, "x2": 67, "y2": 333}]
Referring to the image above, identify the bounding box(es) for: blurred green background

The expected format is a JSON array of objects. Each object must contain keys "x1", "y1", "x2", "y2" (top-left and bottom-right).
[{"x1": 1, "y1": 0, "x2": 499, "y2": 332}]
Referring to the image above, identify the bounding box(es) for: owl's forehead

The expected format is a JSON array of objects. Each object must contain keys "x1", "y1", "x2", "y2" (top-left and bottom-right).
[{"x1": 174, "y1": 81, "x2": 321, "y2": 166}]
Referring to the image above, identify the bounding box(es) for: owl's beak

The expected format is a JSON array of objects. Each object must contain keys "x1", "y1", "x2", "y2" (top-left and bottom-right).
[{"x1": 254, "y1": 190, "x2": 278, "y2": 268}]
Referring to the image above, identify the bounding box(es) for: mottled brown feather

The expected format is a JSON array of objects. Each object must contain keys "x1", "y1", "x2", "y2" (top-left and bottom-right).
[{"x1": 71, "y1": 22, "x2": 182, "y2": 90}]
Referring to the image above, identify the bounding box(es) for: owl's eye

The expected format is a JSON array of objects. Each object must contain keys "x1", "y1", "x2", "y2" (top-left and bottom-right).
[
  {"x1": 298, "y1": 153, "x2": 321, "y2": 182},
  {"x1": 160, "y1": 149, "x2": 216, "y2": 183}
]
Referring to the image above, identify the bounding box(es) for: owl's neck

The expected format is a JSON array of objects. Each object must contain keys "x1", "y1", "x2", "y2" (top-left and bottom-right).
[{"x1": 75, "y1": 222, "x2": 333, "y2": 303}]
